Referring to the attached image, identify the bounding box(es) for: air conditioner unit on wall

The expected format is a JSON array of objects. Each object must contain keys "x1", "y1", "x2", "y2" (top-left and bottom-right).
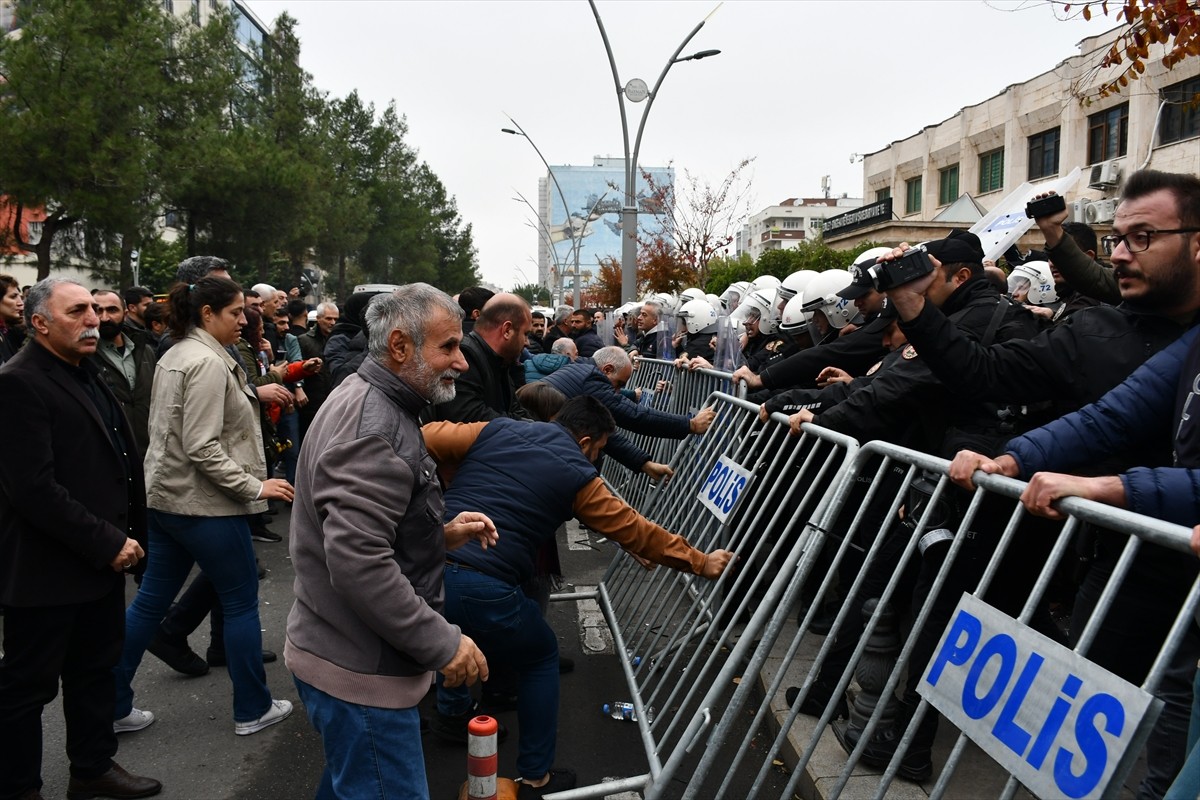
[
  {"x1": 1088, "y1": 159, "x2": 1122, "y2": 190},
  {"x1": 1087, "y1": 198, "x2": 1118, "y2": 224},
  {"x1": 1071, "y1": 199, "x2": 1091, "y2": 224}
]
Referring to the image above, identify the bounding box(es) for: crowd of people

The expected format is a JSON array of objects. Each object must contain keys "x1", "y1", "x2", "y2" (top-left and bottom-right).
[{"x1": 0, "y1": 167, "x2": 1197, "y2": 800}]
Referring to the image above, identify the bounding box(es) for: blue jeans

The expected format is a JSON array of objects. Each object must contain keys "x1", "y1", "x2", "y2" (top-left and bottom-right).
[
  {"x1": 1166, "y1": 666, "x2": 1200, "y2": 800},
  {"x1": 437, "y1": 564, "x2": 559, "y2": 780},
  {"x1": 114, "y1": 510, "x2": 270, "y2": 722},
  {"x1": 293, "y1": 676, "x2": 429, "y2": 800}
]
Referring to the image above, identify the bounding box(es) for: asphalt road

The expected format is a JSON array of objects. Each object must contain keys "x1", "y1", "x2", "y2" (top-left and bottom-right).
[{"x1": 32, "y1": 510, "x2": 656, "y2": 800}]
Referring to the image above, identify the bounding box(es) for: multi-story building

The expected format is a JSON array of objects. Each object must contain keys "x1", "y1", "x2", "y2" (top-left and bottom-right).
[
  {"x1": 736, "y1": 196, "x2": 863, "y2": 263},
  {"x1": 825, "y1": 25, "x2": 1200, "y2": 251},
  {"x1": 536, "y1": 156, "x2": 673, "y2": 304}
]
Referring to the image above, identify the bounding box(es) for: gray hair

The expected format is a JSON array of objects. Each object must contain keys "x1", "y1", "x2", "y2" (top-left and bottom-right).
[
  {"x1": 366, "y1": 283, "x2": 463, "y2": 362},
  {"x1": 25, "y1": 277, "x2": 84, "y2": 327},
  {"x1": 553, "y1": 304, "x2": 573, "y2": 325},
  {"x1": 251, "y1": 282, "x2": 277, "y2": 299},
  {"x1": 315, "y1": 301, "x2": 339, "y2": 316},
  {"x1": 642, "y1": 300, "x2": 662, "y2": 319},
  {"x1": 592, "y1": 345, "x2": 631, "y2": 371},
  {"x1": 175, "y1": 256, "x2": 230, "y2": 284},
  {"x1": 551, "y1": 337, "x2": 577, "y2": 357}
]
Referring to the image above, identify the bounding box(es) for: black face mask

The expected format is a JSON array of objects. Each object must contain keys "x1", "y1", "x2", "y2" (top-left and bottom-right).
[{"x1": 98, "y1": 320, "x2": 123, "y2": 341}]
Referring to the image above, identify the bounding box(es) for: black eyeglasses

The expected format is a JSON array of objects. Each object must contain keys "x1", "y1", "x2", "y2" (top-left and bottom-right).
[{"x1": 1101, "y1": 228, "x2": 1200, "y2": 256}]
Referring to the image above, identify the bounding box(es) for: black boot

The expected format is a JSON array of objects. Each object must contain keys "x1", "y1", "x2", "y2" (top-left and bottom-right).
[
  {"x1": 858, "y1": 700, "x2": 937, "y2": 782},
  {"x1": 784, "y1": 679, "x2": 848, "y2": 720}
]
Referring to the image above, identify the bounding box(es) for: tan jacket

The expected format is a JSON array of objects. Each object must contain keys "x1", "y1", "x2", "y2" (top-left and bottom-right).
[{"x1": 144, "y1": 328, "x2": 267, "y2": 517}]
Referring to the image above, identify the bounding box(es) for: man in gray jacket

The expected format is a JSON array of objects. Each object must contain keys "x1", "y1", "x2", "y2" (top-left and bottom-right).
[{"x1": 285, "y1": 284, "x2": 496, "y2": 800}]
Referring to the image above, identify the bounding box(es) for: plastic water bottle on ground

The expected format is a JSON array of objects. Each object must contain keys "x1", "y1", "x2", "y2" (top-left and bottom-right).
[{"x1": 602, "y1": 701, "x2": 655, "y2": 723}]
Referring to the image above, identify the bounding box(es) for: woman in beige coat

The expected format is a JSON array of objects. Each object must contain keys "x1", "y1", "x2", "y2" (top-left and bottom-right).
[{"x1": 113, "y1": 277, "x2": 296, "y2": 736}]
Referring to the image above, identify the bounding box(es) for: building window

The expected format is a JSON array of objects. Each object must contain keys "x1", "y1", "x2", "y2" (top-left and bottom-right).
[
  {"x1": 781, "y1": 218, "x2": 800, "y2": 230},
  {"x1": 162, "y1": 0, "x2": 173, "y2": 12},
  {"x1": 1160, "y1": 77, "x2": 1200, "y2": 145},
  {"x1": 875, "y1": 187, "x2": 891, "y2": 203},
  {"x1": 905, "y1": 177, "x2": 922, "y2": 215},
  {"x1": 978, "y1": 149, "x2": 1004, "y2": 194},
  {"x1": 938, "y1": 164, "x2": 959, "y2": 206},
  {"x1": 191, "y1": 0, "x2": 201, "y2": 23},
  {"x1": 1088, "y1": 103, "x2": 1129, "y2": 164},
  {"x1": 1028, "y1": 127, "x2": 1060, "y2": 181}
]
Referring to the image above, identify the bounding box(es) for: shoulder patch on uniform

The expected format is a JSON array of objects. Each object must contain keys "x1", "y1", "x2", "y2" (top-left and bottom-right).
[
  {"x1": 765, "y1": 340, "x2": 782, "y2": 352},
  {"x1": 866, "y1": 360, "x2": 883, "y2": 375},
  {"x1": 901, "y1": 344, "x2": 918, "y2": 360}
]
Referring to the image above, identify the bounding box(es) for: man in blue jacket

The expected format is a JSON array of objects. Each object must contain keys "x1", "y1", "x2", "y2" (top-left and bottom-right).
[
  {"x1": 539, "y1": 346, "x2": 714, "y2": 481},
  {"x1": 422, "y1": 396, "x2": 734, "y2": 798}
]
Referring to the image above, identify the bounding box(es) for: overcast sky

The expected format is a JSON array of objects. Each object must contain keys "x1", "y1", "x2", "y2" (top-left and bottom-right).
[{"x1": 250, "y1": 0, "x2": 1106, "y2": 290}]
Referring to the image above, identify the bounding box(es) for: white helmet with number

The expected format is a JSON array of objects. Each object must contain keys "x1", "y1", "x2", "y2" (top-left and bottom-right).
[
  {"x1": 778, "y1": 270, "x2": 819, "y2": 303},
  {"x1": 1008, "y1": 261, "x2": 1058, "y2": 306},
  {"x1": 730, "y1": 286, "x2": 780, "y2": 335},
  {"x1": 800, "y1": 269, "x2": 856, "y2": 332},
  {"x1": 677, "y1": 297, "x2": 720, "y2": 335}
]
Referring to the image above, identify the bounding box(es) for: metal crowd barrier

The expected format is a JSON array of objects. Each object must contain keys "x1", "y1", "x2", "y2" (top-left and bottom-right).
[
  {"x1": 600, "y1": 358, "x2": 747, "y2": 505},
  {"x1": 556, "y1": 402, "x2": 1199, "y2": 800},
  {"x1": 550, "y1": 393, "x2": 861, "y2": 799}
]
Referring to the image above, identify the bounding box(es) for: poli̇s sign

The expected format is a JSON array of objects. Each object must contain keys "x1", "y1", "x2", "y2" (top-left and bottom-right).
[
  {"x1": 697, "y1": 455, "x2": 751, "y2": 523},
  {"x1": 920, "y1": 595, "x2": 1160, "y2": 799}
]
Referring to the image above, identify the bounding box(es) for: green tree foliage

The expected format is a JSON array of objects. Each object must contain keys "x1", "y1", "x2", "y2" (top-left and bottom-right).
[
  {"x1": 703, "y1": 252, "x2": 755, "y2": 295},
  {"x1": 513, "y1": 282, "x2": 551, "y2": 305},
  {"x1": 0, "y1": 0, "x2": 178, "y2": 279},
  {"x1": 0, "y1": 0, "x2": 477, "y2": 297}
]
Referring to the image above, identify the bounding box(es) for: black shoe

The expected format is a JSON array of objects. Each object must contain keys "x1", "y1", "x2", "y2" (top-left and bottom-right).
[
  {"x1": 430, "y1": 703, "x2": 509, "y2": 745},
  {"x1": 67, "y1": 763, "x2": 162, "y2": 800},
  {"x1": 147, "y1": 634, "x2": 208, "y2": 677},
  {"x1": 251, "y1": 528, "x2": 282, "y2": 543},
  {"x1": 858, "y1": 712, "x2": 936, "y2": 782},
  {"x1": 784, "y1": 682, "x2": 848, "y2": 720},
  {"x1": 206, "y1": 648, "x2": 277, "y2": 667},
  {"x1": 517, "y1": 768, "x2": 577, "y2": 799},
  {"x1": 558, "y1": 655, "x2": 575, "y2": 674}
]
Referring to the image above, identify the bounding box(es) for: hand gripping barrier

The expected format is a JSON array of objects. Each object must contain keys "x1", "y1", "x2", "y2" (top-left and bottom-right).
[
  {"x1": 599, "y1": 358, "x2": 748, "y2": 506},
  {"x1": 548, "y1": 393, "x2": 861, "y2": 799},
  {"x1": 646, "y1": 421, "x2": 1199, "y2": 800}
]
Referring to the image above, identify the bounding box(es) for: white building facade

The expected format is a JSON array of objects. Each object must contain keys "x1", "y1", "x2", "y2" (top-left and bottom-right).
[
  {"x1": 736, "y1": 196, "x2": 864, "y2": 262},
  {"x1": 829, "y1": 26, "x2": 1199, "y2": 250}
]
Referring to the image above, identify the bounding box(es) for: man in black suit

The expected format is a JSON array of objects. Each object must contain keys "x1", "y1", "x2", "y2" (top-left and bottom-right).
[{"x1": 0, "y1": 278, "x2": 161, "y2": 800}]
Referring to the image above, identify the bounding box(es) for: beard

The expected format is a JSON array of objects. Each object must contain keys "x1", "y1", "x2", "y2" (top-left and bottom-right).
[
  {"x1": 1119, "y1": 240, "x2": 1197, "y2": 313},
  {"x1": 411, "y1": 351, "x2": 460, "y2": 405},
  {"x1": 98, "y1": 320, "x2": 123, "y2": 340}
]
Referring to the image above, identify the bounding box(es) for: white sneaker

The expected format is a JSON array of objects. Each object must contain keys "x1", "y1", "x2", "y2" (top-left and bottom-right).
[
  {"x1": 114, "y1": 707, "x2": 155, "y2": 733},
  {"x1": 234, "y1": 698, "x2": 293, "y2": 736}
]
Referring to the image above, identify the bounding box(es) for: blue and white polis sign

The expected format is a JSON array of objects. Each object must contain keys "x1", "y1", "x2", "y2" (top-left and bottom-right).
[
  {"x1": 920, "y1": 594, "x2": 1160, "y2": 799},
  {"x1": 697, "y1": 455, "x2": 751, "y2": 522}
]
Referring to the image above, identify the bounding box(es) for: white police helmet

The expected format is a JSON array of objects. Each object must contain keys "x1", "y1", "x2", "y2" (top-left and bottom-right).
[
  {"x1": 778, "y1": 270, "x2": 819, "y2": 303},
  {"x1": 705, "y1": 293, "x2": 723, "y2": 313},
  {"x1": 653, "y1": 292, "x2": 678, "y2": 315},
  {"x1": 730, "y1": 286, "x2": 780, "y2": 335},
  {"x1": 677, "y1": 297, "x2": 720, "y2": 335},
  {"x1": 719, "y1": 280, "x2": 752, "y2": 311},
  {"x1": 779, "y1": 293, "x2": 813, "y2": 333},
  {"x1": 750, "y1": 274, "x2": 782, "y2": 294},
  {"x1": 1008, "y1": 261, "x2": 1058, "y2": 306},
  {"x1": 800, "y1": 269, "x2": 856, "y2": 342},
  {"x1": 680, "y1": 287, "x2": 706, "y2": 304}
]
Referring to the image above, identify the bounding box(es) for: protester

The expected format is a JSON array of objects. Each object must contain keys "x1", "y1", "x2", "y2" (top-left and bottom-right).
[
  {"x1": 0, "y1": 273, "x2": 26, "y2": 364},
  {"x1": 0, "y1": 277, "x2": 161, "y2": 800},
  {"x1": 423, "y1": 395, "x2": 734, "y2": 798},
  {"x1": 567, "y1": 308, "x2": 602, "y2": 358},
  {"x1": 91, "y1": 288, "x2": 157, "y2": 457},
  {"x1": 114, "y1": 276, "x2": 295, "y2": 738},
  {"x1": 286, "y1": 284, "x2": 493, "y2": 800}
]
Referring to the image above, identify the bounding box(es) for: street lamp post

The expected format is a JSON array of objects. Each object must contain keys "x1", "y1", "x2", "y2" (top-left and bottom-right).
[
  {"x1": 501, "y1": 120, "x2": 585, "y2": 308},
  {"x1": 512, "y1": 190, "x2": 569, "y2": 305},
  {"x1": 588, "y1": 0, "x2": 721, "y2": 304}
]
